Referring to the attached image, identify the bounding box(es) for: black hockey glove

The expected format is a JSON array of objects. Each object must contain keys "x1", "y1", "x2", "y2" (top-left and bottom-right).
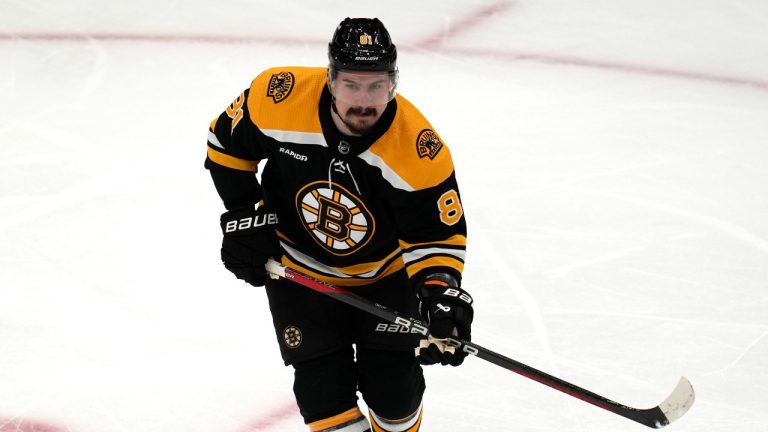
[
  {"x1": 415, "y1": 273, "x2": 474, "y2": 366},
  {"x1": 219, "y1": 204, "x2": 280, "y2": 287}
]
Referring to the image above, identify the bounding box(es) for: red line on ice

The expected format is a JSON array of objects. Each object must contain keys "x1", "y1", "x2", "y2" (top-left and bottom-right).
[
  {"x1": 416, "y1": 1, "x2": 516, "y2": 48},
  {"x1": 4, "y1": 27, "x2": 766, "y2": 92},
  {"x1": 0, "y1": 418, "x2": 68, "y2": 432},
  {"x1": 234, "y1": 402, "x2": 299, "y2": 432},
  {"x1": 445, "y1": 46, "x2": 768, "y2": 92}
]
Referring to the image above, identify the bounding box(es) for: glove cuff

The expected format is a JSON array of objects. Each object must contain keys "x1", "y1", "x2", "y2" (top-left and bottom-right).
[
  {"x1": 421, "y1": 272, "x2": 458, "y2": 287},
  {"x1": 417, "y1": 272, "x2": 459, "y2": 299}
]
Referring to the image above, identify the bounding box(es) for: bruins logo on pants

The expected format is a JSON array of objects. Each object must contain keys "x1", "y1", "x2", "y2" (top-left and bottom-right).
[
  {"x1": 283, "y1": 326, "x2": 303, "y2": 348},
  {"x1": 296, "y1": 181, "x2": 375, "y2": 256}
]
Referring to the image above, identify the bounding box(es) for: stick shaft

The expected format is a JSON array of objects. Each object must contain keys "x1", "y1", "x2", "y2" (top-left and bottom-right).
[{"x1": 266, "y1": 259, "x2": 692, "y2": 428}]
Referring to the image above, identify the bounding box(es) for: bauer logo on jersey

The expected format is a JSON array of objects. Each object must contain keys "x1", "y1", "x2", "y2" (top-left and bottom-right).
[
  {"x1": 267, "y1": 71, "x2": 295, "y2": 103},
  {"x1": 416, "y1": 129, "x2": 443, "y2": 160},
  {"x1": 296, "y1": 181, "x2": 375, "y2": 256}
]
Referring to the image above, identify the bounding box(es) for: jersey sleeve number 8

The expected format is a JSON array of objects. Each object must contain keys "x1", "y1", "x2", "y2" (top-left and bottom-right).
[{"x1": 438, "y1": 189, "x2": 463, "y2": 226}]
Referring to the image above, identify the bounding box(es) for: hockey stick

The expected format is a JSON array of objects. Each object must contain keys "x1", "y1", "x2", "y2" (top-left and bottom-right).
[{"x1": 265, "y1": 259, "x2": 694, "y2": 429}]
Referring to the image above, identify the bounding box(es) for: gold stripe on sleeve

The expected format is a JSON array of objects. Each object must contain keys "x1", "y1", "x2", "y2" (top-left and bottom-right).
[{"x1": 206, "y1": 147, "x2": 259, "y2": 172}]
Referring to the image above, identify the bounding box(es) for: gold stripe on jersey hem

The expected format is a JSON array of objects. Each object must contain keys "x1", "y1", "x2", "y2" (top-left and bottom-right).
[
  {"x1": 278, "y1": 236, "x2": 403, "y2": 278},
  {"x1": 206, "y1": 147, "x2": 259, "y2": 172},
  {"x1": 283, "y1": 256, "x2": 405, "y2": 287},
  {"x1": 333, "y1": 248, "x2": 402, "y2": 275}
]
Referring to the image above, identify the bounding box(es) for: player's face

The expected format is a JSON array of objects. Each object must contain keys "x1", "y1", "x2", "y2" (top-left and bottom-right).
[{"x1": 330, "y1": 70, "x2": 396, "y2": 135}]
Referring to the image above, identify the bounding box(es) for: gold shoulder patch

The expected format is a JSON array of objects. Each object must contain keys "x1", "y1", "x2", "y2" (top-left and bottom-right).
[
  {"x1": 416, "y1": 128, "x2": 443, "y2": 160},
  {"x1": 267, "y1": 71, "x2": 295, "y2": 103}
]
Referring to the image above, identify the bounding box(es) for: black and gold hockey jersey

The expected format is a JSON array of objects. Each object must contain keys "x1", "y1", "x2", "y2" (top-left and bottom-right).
[{"x1": 205, "y1": 67, "x2": 466, "y2": 287}]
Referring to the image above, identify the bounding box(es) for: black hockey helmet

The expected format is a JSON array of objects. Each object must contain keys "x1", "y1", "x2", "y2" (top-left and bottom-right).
[{"x1": 328, "y1": 18, "x2": 397, "y2": 73}]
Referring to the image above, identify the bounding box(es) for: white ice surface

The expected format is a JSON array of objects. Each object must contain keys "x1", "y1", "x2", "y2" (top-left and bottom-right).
[{"x1": 1, "y1": 1, "x2": 767, "y2": 431}]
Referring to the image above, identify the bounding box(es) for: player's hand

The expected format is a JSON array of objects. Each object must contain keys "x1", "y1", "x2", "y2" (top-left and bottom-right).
[
  {"x1": 219, "y1": 204, "x2": 280, "y2": 287},
  {"x1": 415, "y1": 273, "x2": 473, "y2": 366}
]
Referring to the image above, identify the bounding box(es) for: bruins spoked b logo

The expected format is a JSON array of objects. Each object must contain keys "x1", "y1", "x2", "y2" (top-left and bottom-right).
[
  {"x1": 283, "y1": 326, "x2": 303, "y2": 348},
  {"x1": 267, "y1": 71, "x2": 295, "y2": 103},
  {"x1": 296, "y1": 181, "x2": 375, "y2": 256}
]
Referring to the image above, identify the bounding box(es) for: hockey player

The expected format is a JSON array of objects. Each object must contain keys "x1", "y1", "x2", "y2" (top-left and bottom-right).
[{"x1": 205, "y1": 18, "x2": 473, "y2": 432}]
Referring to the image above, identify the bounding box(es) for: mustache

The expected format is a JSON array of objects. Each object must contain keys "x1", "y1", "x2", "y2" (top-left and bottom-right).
[{"x1": 346, "y1": 107, "x2": 377, "y2": 116}]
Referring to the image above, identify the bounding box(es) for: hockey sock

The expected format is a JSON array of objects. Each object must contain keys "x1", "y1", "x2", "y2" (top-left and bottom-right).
[
  {"x1": 308, "y1": 407, "x2": 371, "y2": 432},
  {"x1": 369, "y1": 403, "x2": 423, "y2": 432}
]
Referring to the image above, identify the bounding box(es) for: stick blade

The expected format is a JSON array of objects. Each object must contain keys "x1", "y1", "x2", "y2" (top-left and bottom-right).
[{"x1": 657, "y1": 376, "x2": 695, "y2": 426}]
